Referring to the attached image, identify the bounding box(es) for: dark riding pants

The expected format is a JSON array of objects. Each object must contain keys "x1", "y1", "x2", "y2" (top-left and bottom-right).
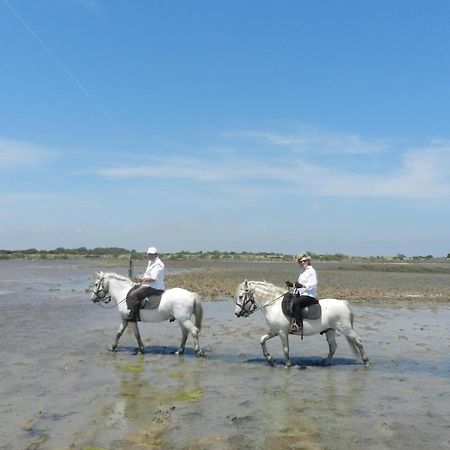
[{"x1": 291, "y1": 295, "x2": 318, "y2": 320}]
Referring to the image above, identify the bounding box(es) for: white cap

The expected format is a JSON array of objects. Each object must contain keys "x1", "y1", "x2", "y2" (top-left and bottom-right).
[{"x1": 146, "y1": 246, "x2": 158, "y2": 254}]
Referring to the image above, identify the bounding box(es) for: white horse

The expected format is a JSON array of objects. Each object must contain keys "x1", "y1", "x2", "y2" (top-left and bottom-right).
[
  {"x1": 234, "y1": 280, "x2": 369, "y2": 367},
  {"x1": 91, "y1": 272, "x2": 204, "y2": 356}
]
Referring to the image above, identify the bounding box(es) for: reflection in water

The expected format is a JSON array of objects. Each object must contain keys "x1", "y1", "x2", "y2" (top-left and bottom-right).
[
  {"x1": 96, "y1": 357, "x2": 209, "y2": 448},
  {"x1": 258, "y1": 372, "x2": 322, "y2": 449}
]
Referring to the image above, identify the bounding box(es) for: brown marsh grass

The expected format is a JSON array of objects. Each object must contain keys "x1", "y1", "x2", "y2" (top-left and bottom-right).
[{"x1": 163, "y1": 259, "x2": 450, "y2": 305}]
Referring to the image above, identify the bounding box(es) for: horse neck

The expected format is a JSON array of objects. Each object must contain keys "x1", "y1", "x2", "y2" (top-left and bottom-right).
[
  {"x1": 106, "y1": 275, "x2": 132, "y2": 303},
  {"x1": 249, "y1": 281, "x2": 284, "y2": 306}
]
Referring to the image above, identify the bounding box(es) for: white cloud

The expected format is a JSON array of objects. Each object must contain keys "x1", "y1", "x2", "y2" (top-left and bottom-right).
[
  {"x1": 98, "y1": 155, "x2": 287, "y2": 183},
  {"x1": 94, "y1": 130, "x2": 450, "y2": 200},
  {"x1": 301, "y1": 143, "x2": 450, "y2": 199},
  {"x1": 0, "y1": 138, "x2": 56, "y2": 169},
  {"x1": 224, "y1": 127, "x2": 391, "y2": 154}
]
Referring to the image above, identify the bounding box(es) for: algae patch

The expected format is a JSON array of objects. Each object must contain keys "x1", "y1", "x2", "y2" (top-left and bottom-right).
[
  {"x1": 175, "y1": 390, "x2": 203, "y2": 401},
  {"x1": 119, "y1": 362, "x2": 145, "y2": 373}
]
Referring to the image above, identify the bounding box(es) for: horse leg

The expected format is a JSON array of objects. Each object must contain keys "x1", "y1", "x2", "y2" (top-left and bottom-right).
[
  {"x1": 129, "y1": 322, "x2": 145, "y2": 354},
  {"x1": 176, "y1": 319, "x2": 203, "y2": 356},
  {"x1": 279, "y1": 331, "x2": 292, "y2": 367},
  {"x1": 339, "y1": 326, "x2": 370, "y2": 365},
  {"x1": 260, "y1": 331, "x2": 279, "y2": 367},
  {"x1": 322, "y1": 329, "x2": 337, "y2": 366},
  {"x1": 109, "y1": 319, "x2": 128, "y2": 352},
  {"x1": 174, "y1": 324, "x2": 189, "y2": 355}
]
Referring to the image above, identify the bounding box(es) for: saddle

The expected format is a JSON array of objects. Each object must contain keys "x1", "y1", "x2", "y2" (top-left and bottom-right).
[
  {"x1": 125, "y1": 284, "x2": 164, "y2": 311},
  {"x1": 139, "y1": 294, "x2": 163, "y2": 310},
  {"x1": 281, "y1": 294, "x2": 322, "y2": 321}
]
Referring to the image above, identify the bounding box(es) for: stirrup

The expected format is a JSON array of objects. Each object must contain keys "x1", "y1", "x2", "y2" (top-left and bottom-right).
[{"x1": 290, "y1": 320, "x2": 300, "y2": 333}]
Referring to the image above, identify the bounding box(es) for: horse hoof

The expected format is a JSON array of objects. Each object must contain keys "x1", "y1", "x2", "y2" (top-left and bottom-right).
[
  {"x1": 108, "y1": 346, "x2": 117, "y2": 352},
  {"x1": 196, "y1": 350, "x2": 206, "y2": 358}
]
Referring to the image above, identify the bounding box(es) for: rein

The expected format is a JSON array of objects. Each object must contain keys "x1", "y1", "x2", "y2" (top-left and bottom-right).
[
  {"x1": 98, "y1": 297, "x2": 127, "y2": 309},
  {"x1": 236, "y1": 287, "x2": 289, "y2": 317}
]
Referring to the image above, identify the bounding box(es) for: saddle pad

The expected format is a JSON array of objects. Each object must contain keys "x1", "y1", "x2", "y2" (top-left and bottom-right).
[
  {"x1": 303, "y1": 303, "x2": 321, "y2": 320},
  {"x1": 281, "y1": 295, "x2": 322, "y2": 320},
  {"x1": 140, "y1": 294, "x2": 162, "y2": 310}
]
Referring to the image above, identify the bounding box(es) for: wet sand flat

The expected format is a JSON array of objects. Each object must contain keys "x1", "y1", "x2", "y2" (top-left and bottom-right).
[{"x1": 1, "y1": 259, "x2": 450, "y2": 449}]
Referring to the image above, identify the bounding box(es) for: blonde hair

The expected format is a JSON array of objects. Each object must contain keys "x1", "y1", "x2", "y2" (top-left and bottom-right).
[{"x1": 296, "y1": 252, "x2": 311, "y2": 261}]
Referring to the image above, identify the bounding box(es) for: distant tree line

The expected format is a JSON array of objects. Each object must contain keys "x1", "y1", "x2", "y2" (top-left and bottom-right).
[
  {"x1": 0, "y1": 247, "x2": 447, "y2": 261},
  {"x1": 0, "y1": 247, "x2": 137, "y2": 260}
]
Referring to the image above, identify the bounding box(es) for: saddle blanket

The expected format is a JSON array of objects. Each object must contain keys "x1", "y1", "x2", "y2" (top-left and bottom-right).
[
  {"x1": 281, "y1": 295, "x2": 322, "y2": 320},
  {"x1": 139, "y1": 294, "x2": 163, "y2": 310}
]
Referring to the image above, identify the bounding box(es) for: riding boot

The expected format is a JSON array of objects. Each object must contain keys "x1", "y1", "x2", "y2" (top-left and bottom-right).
[
  {"x1": 127, "y1": 304, "x2": 140, "y2": 322},
  {"x1": 127, "y1": 311, "x2": 137, "y2": 322}
]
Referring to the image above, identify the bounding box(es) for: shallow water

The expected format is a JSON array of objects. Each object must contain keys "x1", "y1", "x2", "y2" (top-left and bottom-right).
[{"x1": 1, "y1": 260, "x2": 450, "y2": 450}]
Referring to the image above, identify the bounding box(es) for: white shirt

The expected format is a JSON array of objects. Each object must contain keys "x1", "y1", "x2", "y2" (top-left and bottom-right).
[
  {"x1": 142, "y1": 257, "x2": 165, "y2": 290},
  {"x1": 295, "y1": 265, "x2": 318, "y2": 298}
]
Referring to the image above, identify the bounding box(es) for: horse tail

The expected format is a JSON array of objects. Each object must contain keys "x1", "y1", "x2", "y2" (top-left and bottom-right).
[
  {"x1": 193, "y1": 294, "x2": 203, "y2": 332},
  {"x1": 342, "y1": 300, "x2": 366, "y2": 362},
  {"x1": 343, "y1": 300, "x2": 354, "y2": 328}
]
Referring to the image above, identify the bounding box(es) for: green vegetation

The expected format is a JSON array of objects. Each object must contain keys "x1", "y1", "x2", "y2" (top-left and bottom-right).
[{"x1": 0, "y1": 247, "x2": 448, "y2": 262}]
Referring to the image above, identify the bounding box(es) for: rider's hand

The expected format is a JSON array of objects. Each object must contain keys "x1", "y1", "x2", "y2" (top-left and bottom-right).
[
  {"x1": 285, "y1": 280, "x2": 294, "y2": 288},
  {"x1": 294, "y1": 282, "x2": 303, "y2": 288}
]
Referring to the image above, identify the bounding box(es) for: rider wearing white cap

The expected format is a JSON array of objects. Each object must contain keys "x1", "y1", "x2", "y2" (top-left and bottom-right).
[{"x1": 126, "y1": 246, "x2": 165, "y2": 321}]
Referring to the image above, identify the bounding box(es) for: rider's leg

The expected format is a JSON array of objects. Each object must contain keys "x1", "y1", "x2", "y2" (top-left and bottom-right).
[
  {"x1": 126, "y1": 286, "x2": 148, "y2": 321},
  {"x1": 291, "y1": 296, "x2": 318, "y2": 336}
]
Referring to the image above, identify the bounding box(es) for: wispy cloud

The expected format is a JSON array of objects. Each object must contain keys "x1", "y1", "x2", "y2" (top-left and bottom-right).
[
  {"x1": 95, "y1": 129, "x2": 450, "y2": 200},
  {"x1": 224, "y1": 127, "x2": 391, "y2": 154},
  {"x1": 0, "y1": 138, "x2": 56, "y2": 169},
  {"x1": 98, "y1": 155, "x2": 287, "y2": 183}
]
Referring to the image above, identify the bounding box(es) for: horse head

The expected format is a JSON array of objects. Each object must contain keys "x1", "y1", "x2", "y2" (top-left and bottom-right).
[
  {"x1": 234, "y1": 280, "x2": 257, "y2": 318},
  {"x1": 91, "y1": 271, "x2": 112, "y2": 304}
]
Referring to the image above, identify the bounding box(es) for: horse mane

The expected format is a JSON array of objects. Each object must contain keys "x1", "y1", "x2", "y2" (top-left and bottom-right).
[
  {"x1": 103, "y1": 272, "x2": 132, "y2": 284},
  {"x1": 246, "y1": 280, "x2": 285, "y2": 303}
]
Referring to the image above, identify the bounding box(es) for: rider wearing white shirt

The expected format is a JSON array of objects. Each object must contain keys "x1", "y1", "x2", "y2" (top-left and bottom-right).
[
  {"x1": 141, "y1": 253, "x2": 165, "y2": 290},
  {"x1": 285, "y1": 252, "x2": 319, "y2": 333},
  {"x1": 126, "y1": 246, "x2": 165, "y2": 321},
  {"x1": 295, "y1": 263, "x2": 317, "y2": 298}
]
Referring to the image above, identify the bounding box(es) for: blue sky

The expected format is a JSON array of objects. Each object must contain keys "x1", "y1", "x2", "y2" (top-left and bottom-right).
[{"x1": 1, "y1": 0, "x2": 450, "y2": 256}]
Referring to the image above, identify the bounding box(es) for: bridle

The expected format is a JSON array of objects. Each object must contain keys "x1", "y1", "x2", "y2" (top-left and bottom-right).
[
  {"x1": 235, "y1": 284, "x2": 289, "y2": 317},
  {"x1": 235, "y1": 287, "x2": 258, "y2": 317},
  {"x1": 92, "y1": 276, "x2": 112, "y2": 306}
]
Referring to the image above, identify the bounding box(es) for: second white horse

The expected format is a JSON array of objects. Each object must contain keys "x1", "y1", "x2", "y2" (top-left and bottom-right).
[{"x1": 235, "y1": 280, "x2": 369, "y2": 367}]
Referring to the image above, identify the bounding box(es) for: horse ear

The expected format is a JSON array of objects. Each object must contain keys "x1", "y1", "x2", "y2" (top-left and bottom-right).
[{"x1": 243, "y1": 279, "x2": 248, "y2": 288}]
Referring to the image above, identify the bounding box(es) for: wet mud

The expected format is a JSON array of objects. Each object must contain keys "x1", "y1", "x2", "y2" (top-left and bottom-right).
[{"x1": 1, "y1": 259, "x2": 450, "y2": 449}]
